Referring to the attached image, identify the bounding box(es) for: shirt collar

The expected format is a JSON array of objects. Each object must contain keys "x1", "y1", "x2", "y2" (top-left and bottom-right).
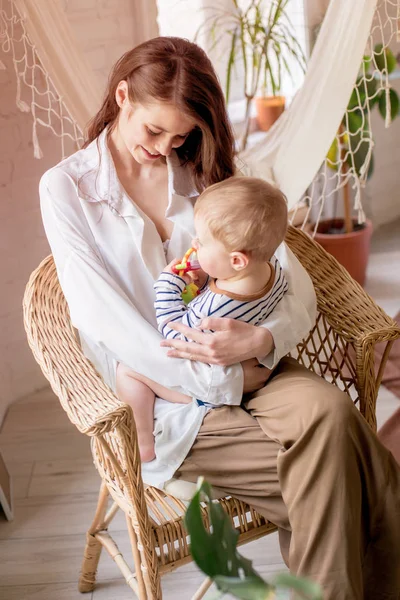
[{"x1": 77, "y1": 127, "x2": 198, "y2": 221}]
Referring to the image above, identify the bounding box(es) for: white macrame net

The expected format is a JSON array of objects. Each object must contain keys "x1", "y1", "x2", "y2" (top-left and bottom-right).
[
  {"x1": 1, "y1": 0, "x2": 399, "y2": 231},
  {"x1": 0, "y1": 0, "x2": 84, "y2": 159},
  {"x1": 296, "y1": 0, "x2": 400, "y2": 232}
]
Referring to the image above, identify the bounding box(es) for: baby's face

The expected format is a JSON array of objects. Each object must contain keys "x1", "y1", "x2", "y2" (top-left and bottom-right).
[{"x1": 192, "y1": 215, "x2": 233, "y2": 280}]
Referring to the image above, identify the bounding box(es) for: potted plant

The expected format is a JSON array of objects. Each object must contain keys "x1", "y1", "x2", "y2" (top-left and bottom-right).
[
  {"x1": 185, "y1": 478, "x2": 322, "y2": 599},
  {"x1": 199, "y1": 0, "x2": 305, "y2": 151},
  {"x1": 312, "y1": 44, "x2": 399, "y2": 286}
]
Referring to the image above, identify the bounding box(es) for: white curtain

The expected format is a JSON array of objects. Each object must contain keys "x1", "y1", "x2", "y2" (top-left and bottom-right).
[
  {"x1": 158, "y1": 0, "x2": 378, "y2": 209},
  {"x1": 14, "y1": 0, "x2": 377, "y2": 209},
  {"x1": 14, "y1": 0, "x2": 103, "y2": 131}
]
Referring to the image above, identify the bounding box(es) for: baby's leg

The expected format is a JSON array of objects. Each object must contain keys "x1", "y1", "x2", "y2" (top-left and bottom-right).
[
  {"x1": 116, "y1": 364, "x2": 156, "y2": 463},
  {"x1": 131, "y1": 371, "x2": 192, "y2": 405}
]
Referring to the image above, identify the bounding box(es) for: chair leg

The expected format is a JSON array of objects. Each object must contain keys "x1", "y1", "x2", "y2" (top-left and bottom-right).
[
  {"x1": 191, "y1": 577, "x2": 213, "y2": 600},
  {"x1": 126, "y1": 515, "x2": 148, "y2": 599},
  {"x1": 78, "y1": 481, "x2": 110, "y2": 593},
  {"x1": 126, "y1": 515, "x2": 161, "y2": 599}
]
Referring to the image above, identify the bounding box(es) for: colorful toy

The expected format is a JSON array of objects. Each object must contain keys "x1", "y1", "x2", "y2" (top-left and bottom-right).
[
  {"x1": 172, "y1": 247, "x2": 201, "y2": 276},
  {"x1": 181, "y1": 282, "x2": 200, "y2": 305},
  {"x1": 173, "y1": 247, "x2": 201, "y2": 304}
]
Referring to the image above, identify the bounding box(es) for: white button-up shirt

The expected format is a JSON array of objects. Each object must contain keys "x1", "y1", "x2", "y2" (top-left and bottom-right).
[{"x1": 40, "y1": 128, "x2": 317, "y2": 489}]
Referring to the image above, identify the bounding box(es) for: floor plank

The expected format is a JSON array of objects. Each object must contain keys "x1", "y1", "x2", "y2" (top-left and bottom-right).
[
  {"x1": 0, "y1": 387, "x2": 70, "y2": 437},
  {"x1": 0, "y1": 582, "x2": 90, "y2": 600},
  {"x1": 0, "y1": 492, "x2": 129, "y2": 540},
  {"x1": 0, "y1": 532, "x2": 123, "y2": 586},
  {"x1": 28, "y1": 458, "x2": 100, "y2": 497},
  {"x1": 3, "y1": 461, "x2": 34, "y2": 500},
  {"x1": 0, "y1": 429, "x2": 91, "y2": 463}
]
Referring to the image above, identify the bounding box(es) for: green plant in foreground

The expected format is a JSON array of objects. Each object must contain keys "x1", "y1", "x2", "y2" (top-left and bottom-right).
[{"x1": 185, "y1": 478, "x2": 322, "y2": 600}]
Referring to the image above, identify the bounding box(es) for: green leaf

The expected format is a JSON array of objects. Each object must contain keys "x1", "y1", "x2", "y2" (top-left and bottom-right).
[
  {"x1": 226, "y1": 28, "x2": 238, "y2": 103},
  {"x1": 347, "y1": 129, "x2": 374, "y2": 180},
  {"x1": 185, "y1": 481, "x2": 240, "y2": 578},
  {"x1": 214, "y1": 575, "x2": 274, "y2": 600},
  {"x1": 326, "y1": 137, "x2": 339, "y2": 170},
  {"x1": 364, "y1": 77, "x2": 378, "y2": 103},
  {"x1": 362, "y1": 54, "x2": 372, "y2": 74},
  {"x1": 186, "y1": 479, "x2": 324, "y2": 600},
  {"x1": 378, "y1": 88, "x2": 400, "y2": 122},
  {"x1": 374, "y1": 43, "x2": 397, "y2": 74},
  {"x1": 347, "y1": 76, "x2": 377, "y2": 111},
  {"x1": 347, "y1": 109, "x2": 363, "y2": 134},
  {"x1": 272, "y1": 573, "x2": 323, "y2": 599}
]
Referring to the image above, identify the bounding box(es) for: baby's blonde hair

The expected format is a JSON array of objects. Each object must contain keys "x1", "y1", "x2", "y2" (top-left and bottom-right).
[{"x1": 194, "y1": 176, "x2": 288, "y2": 262}]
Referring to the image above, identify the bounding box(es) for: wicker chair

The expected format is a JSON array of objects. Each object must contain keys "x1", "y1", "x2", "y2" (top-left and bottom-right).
[{"x1": 23, "y1": 225, "x2": 400, "y2": 600}]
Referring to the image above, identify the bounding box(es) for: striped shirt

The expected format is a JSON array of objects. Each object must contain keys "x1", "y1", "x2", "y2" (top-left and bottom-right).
[{"x1": 154, "y1": 256, "x2": 288, "y2": 341}]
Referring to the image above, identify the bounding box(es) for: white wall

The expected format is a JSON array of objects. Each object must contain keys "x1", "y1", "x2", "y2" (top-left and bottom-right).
[
  {"x1": 365, "y1": 77, "x2": 400, "y2": 229},
  {"x1": 0, "y1": 0, "x2": 158, "y2": 425}
]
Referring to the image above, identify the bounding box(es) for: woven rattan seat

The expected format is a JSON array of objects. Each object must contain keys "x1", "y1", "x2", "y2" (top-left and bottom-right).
[{"x1": 23, "y1": 225, "x2": 400, "y2": 599}]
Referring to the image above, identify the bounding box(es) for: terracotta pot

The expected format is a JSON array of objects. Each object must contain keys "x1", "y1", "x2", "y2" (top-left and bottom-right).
[
  {"x1": 255, "y1": 96, "x2": 285, "y2": 131},
  {"x1": 313, "y1": 218, "x2": 373, "y2": 286}
]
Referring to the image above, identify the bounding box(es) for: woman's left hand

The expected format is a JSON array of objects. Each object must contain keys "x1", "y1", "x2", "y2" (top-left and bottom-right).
[{"x1": 160, "y1": 317, "x2": 274, "y2": 366}]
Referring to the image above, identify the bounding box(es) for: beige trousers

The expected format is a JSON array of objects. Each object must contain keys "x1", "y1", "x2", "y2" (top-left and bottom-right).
[{"x1": 175, "y1": 358, "x2": 400, "y2": 599}]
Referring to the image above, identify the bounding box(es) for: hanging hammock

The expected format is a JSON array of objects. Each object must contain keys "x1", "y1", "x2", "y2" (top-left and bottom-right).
[
  {"x1": 237, "y1": 0, "x2": 400, "y2": 227},
  {"x1": 1, "y1": 0, "x2": 399, "y2": 225}
]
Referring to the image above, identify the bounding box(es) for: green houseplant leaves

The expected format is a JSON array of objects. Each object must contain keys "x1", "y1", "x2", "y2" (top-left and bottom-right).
[
  {"x1": 197, "y1": 0, "x2": 305, "y2": 150},
  {"x1": 327, "y1": 43, "x2": 399, "y2": 181},
  {"x1": 185, "y1": 478, "x2": 323, "y2": 600}
]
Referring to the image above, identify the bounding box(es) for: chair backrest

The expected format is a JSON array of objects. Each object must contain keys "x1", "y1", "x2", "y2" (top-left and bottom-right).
[{"x1": 286, "y1": 226, "x2": 398, "y2": 429}]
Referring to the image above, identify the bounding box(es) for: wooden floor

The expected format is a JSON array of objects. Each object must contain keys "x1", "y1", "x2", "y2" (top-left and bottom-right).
[
  {"x1": 0, "y1": 221, "x2": 399, "y2": 599},
  {"x1": 0, "y1": 387, "x2": 287, "y2": 599}
]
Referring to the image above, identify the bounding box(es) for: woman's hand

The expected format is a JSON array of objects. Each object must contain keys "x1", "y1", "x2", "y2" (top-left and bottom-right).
[{"x1": 160, "y1": 317, "x2": 274, "y2": 366}]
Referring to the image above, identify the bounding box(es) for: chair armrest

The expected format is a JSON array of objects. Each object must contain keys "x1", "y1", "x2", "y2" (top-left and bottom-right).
[
  {"x1": 286, "y1": 226, "x2": 400, "y2": 429},
  {"x1": 23, "y1": 255, "x2": 129, "y2": 436},
  {"x1": 286, "y1": 226, "x2": 399, "y2": 345}
]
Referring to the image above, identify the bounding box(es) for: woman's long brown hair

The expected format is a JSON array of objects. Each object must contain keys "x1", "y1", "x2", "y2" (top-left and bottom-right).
[{"x1": 84, "y1": 37, "x2": 236, "y2": 191}]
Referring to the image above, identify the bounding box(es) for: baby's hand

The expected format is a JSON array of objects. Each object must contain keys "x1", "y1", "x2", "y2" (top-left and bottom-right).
[
  {"x1": 187, "y1": 267, "x2": 209, "y2": 290},
  {"x1": 164, "y1": 259, "x2": 191, "y2": 283}
]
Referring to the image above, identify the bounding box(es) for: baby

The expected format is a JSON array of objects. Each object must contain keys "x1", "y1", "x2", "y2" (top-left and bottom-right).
[{"x1": 117, "y1": 176, "x2": 289, "y2": 462}]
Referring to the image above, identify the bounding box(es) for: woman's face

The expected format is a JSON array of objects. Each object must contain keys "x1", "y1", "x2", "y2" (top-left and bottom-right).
[{"x1": 115, "y1": 82, "x2": 196, "y2": 165}]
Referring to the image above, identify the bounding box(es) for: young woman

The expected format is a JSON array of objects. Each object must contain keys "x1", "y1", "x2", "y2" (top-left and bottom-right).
[{"x1": 40, "y1": 37, "x2": 400, "y2": 598}]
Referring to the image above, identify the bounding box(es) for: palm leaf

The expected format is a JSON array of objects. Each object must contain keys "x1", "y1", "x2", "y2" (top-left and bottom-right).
[{"x1": 226, "y1": 27, "x2": 239, "y2": 103}]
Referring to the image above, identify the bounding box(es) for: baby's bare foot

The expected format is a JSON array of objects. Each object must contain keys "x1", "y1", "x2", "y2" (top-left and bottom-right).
[
  {"x1": 137, "y1": 431, "x2": 156, "y2": 462},
  {"x1": 140, "y1": 443, "x2": 156, "y2": 463}
]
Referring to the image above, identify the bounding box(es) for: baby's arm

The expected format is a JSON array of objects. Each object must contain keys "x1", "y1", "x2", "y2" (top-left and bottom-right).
[
  {"x1": 154, "y1": 264, "x2": 206, "y2": 340},
  {"x1": 120, "y1": 261, "x2": 205, "y2": 407}
]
